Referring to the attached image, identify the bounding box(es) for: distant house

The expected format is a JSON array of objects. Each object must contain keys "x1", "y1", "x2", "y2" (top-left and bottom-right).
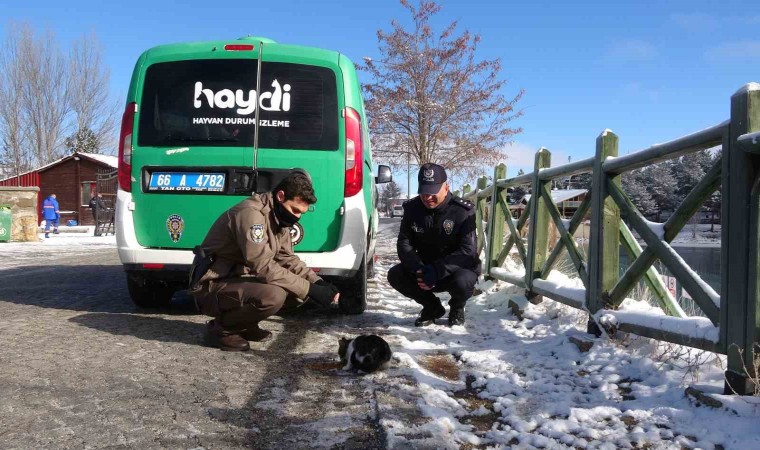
[
  {"x1": 515, "y1": 189, "x2": 588, "y2": 219},
  {"x1": 0, "y1": 152, "x2": 118, "y2": 226}
]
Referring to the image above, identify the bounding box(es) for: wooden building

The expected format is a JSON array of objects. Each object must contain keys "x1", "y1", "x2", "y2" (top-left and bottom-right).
[
  {"x1": 515, "y1": 189, "x2": 588, "y2": 219},
  {"x1": 0, "y1": 152, "x2": 118, "y2": 226}
]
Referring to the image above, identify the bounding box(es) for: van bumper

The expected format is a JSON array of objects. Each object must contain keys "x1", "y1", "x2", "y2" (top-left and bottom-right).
[
  {"x1": 116, "y1": 189, "x2": 369, "y2": 278},
  {"x1": 297, "y1": 192, "x2": 368, "y2": 277},
  {"x1": 116, "y1": 190, "x2": 195, "y2": 266}
]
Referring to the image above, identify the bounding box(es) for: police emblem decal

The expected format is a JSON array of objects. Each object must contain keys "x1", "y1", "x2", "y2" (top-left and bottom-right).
[
  {"x1": 250, "y1": 224, "x2": 265, "y2": 243},
  {"x1": 290, "y1": 222, "x2": 304, "y2": 246},
  {"x1": 443, "y1": 219, "x2": 454, "y2": 235},
  {"x1": 423, "y1": 169, "x2": 435, "y2": 181},
  {"x1": 166, "y1": 214, "x2": 185, "y2": 243}
]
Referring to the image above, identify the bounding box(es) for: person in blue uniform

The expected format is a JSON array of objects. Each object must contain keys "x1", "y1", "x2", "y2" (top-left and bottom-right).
[
  {"x1": 387, "y1": 163, "x2": 480, "y2": 327},
  {"x1": 41, "y1": 193, "x2": 60, "y2": 238}
]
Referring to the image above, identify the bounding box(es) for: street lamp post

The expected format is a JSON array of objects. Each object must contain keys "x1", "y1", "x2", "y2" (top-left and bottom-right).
[{"x1": 407, "y1": 151, "x2": 411, "y2": 200}]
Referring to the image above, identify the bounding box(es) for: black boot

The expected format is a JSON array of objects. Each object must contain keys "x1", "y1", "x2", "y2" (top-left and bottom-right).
[
  {"x1": 414, "y1": 301, "x2": 446, "y2": 327},
  {"x1": 448, "y1": 306, "x2": 465, "y2": 326}
]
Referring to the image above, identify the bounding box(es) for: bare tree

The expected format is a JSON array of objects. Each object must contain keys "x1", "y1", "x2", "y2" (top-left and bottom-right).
[
  {"x1": 19, "y1": 25, "x2": 71, "y2": 165},
  {"x1": 68, "y1": 32, "x2": 118, "y2": 153},
  {"x1": 362, "y1": 0, "x2": 524, "y2": 180},
  {"x1": 0, "y1": 23, "x2": 31, "y2": 178}
]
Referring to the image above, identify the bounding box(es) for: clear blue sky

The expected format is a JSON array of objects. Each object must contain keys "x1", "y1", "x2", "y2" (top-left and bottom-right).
[{"x1": 3, "y1": 0, "x2": 758, "y2": 194}]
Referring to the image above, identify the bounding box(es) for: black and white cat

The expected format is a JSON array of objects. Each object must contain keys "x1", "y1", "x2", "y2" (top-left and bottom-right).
[{"x1": 338, "y1": 334, "x2": 392, "y2": 373}]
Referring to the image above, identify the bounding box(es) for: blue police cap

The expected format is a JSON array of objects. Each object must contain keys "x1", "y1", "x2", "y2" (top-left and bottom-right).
[{"x1": 418, "y1": 163, "x2": 447, "y2": 195}]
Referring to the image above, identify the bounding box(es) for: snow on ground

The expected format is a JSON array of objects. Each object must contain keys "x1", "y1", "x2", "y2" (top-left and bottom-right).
[
  {"x1": 361, "y1": 218, "x2": 756, "y2": 449},
  {"x1": 0, "y1": 226, "x2": 116, "y2": 269},
  {"x1": 646, "y1": 223, "x2": 720, "y2": 247},
  {"x1": 3, "y1": 219, "x2": 758, "y2": 449}
]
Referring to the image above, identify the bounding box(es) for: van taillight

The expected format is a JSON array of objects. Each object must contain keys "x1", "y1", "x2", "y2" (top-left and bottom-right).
[
  {"x1": 118, "y1": 102, "x2": 136, "y2": 192},
  {"x1": 344, "y1": 107, "x2": 363, "y2": 197}
]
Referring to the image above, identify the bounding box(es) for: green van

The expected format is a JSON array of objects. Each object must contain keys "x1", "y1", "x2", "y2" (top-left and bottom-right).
[{"x1": 116, "y1": 37, "x2": 391, "y2": 313}]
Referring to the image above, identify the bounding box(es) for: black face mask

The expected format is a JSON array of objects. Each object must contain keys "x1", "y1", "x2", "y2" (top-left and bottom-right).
[{"x1": 273, "y1": 198, "x2": 300, "y2": 228}]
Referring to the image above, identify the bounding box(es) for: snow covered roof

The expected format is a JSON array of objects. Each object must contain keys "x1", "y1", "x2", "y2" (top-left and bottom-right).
[
  {"x1": 80, "y1": 153, "x2": 118, "y2": 168},
  {"x1": 0, "y1": 152, "x2": 118, "y2": 182},
  {"x1": 521, "y1": 188, "x2": 587, "y2": 204}
]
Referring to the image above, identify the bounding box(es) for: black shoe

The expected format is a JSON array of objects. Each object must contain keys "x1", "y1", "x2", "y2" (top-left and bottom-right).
[
  {"x1": 448, "y1": 307, "x2": 465, "y2": 326},
  {"x1": 414, "y1": 302, "x2": 446, "y2": 327}
]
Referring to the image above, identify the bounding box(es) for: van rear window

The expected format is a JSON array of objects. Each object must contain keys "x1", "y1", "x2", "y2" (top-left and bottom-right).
[{"x1": 137, "y1": 59, "x2": 338, "y2": 150}]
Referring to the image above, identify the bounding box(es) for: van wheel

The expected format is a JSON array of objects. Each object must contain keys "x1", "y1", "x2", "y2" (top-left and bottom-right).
[
  {"x1": 338, "y1": 256, "x2": 367, "y2": 314},
  {"x1": 367, "y1": 255, "x2": 376, "y2": 279},
  {"x1": 126, "y1": 274, "x2": 174, "y2": 309}
]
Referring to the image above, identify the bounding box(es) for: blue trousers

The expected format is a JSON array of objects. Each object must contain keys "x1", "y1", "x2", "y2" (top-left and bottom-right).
[
  {"x1": 387, "y1": 263, "x2": 478, "y2": 309},
  {"x1": 44, "y1": 219, "x2": 59, "y2": 232}
]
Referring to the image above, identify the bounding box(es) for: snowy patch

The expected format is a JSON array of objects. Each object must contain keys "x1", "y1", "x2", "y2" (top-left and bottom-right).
[
  {"x1": 3, "y1": 218, "x2": 757, "y2": 449},
  {"x1": 1, "y1": 228, "x2": 116, "y2": 270}
]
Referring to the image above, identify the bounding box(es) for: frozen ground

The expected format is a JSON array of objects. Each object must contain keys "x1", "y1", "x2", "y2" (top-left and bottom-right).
[
  {"x1": 660, "y1": 224, "x2": 720, "y2": 247},
  {"x1": 2, "y1": 220, "x2": 757, "y2": 449},
  {"x1": 1, "y1": 226, "x2": 116, "y2": 269},
  {"x1": 367, "y1": 219, "x2": 756, "y2": 449}
]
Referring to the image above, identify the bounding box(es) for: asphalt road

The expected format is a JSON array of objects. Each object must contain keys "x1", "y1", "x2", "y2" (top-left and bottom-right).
[{"x1": 0, "y1": 219, "x2": 412, "y2": 450}]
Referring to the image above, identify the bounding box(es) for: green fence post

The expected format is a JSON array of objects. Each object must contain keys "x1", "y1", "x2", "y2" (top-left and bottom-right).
[
  {"x1": 486, "y1": 164, "x2": 507, "y2": 278},
  {"x1": 525, "y1": 149, "x2": 551, "y2": 301},
  {"x1": 475, "y1": 177, "x2": 488, "y2": 256},
  {"x1": 587, "y1": 130, "x2": 620, "y2": 334},
  {"x1": 723, "y1": 83, "x2": 760, "y2": 395}
]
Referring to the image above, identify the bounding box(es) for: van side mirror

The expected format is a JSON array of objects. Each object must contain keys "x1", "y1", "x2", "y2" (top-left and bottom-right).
[{"x1": 376, "y1": 165, "x2": 392, "y2": 184}]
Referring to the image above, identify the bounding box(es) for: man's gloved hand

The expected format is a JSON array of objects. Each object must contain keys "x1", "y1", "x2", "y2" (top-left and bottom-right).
[
  {"x1": 315, "y1": 279, "x2": 336, "y2": 289},
  {"x1": 420, "y1": 265, "x2": 437, "y2": 288},
  {"x1": 308, "y1": 281, "x2": 339, "y2": 307}
]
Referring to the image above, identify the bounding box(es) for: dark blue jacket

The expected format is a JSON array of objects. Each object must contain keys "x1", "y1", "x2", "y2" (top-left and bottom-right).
[
  {"x1": 42, "y1": 196, "x2": 60, "y2": 220},
  {"x1": 397, "y1": 192, "x2": 480, "y2": 279}
]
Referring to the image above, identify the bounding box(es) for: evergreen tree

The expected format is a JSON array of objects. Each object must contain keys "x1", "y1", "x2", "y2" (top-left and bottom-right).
[
  {"x1": 623, "y1": 169, "x2": 657, "y2": 219},
  {"x1": 676, "y1": 150, "x2": 711, "y2": 202},
  {"x1": 645, "y1": 161, "x2": 678, "y2": 221},
  {"x1": 380, "y1": 181, "x2": 402, "y2": 212},
  {"x1": 570, "y1": 172, "x2": 592, "y2": 190},
  {"x1": 510, "y1": 168, "x2": 528, "y2": 203},
  {"x1": 703, "y1": 149, "x2": 722, "y2": 232},
  {"x1": 65, "y1": 127, "x2": 98, "y2": 153}
]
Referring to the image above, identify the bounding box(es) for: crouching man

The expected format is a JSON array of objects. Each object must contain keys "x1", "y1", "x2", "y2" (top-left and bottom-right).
[
  {"x1": 190, "y1": 172, "x2": 340, "y2": 351},
  {"x1": 387, "y1": 163, "x2": 480, "y2": 327}
]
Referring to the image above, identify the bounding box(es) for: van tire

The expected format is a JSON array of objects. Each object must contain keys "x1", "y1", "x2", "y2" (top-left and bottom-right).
[
  {"x1": 366, "y1": 254, "x2": 375, "y2": 279},
  {"x1": 126, "y1": 274, "x2": 174, "y2": 309},
  {"x1": 338, "y1": 255, "x2": 367, "y2": 314}
]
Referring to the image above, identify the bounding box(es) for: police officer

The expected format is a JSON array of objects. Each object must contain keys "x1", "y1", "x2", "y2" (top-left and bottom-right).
[
  {"x1": 387, "y1": 163, "x2": 480, "y2": 327},
  {"x1": 190, "y1": 172, "x2": 340, "y2": 351}
]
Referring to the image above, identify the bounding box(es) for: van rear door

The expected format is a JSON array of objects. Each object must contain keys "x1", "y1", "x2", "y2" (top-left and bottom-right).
[
  {"x1": 132, "y1": 53, "x2": 344, "y2": 252},
  {"x1": 255, "y1": 52, "x2": 343, "y2": 253}
]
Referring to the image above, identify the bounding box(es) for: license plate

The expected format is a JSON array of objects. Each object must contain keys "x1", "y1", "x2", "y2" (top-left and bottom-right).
[{"x1": 148, "y1": 172, "x2": 226, "y2": 192}]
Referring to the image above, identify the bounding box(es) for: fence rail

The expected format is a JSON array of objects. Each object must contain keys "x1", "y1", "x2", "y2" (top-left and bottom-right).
[{"x1": 456, "y1": 82, "x2": 760, "y2": 395}]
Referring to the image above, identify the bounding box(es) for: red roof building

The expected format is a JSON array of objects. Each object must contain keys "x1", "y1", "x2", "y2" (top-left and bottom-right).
[{"x1": 0, "y1": 152, "x2": 118, "y2": 226}]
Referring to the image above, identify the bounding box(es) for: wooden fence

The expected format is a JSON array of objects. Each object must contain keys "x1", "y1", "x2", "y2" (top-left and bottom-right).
[{"x1": 456, "y1": 83, "x2": 760, "y2": 395}]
